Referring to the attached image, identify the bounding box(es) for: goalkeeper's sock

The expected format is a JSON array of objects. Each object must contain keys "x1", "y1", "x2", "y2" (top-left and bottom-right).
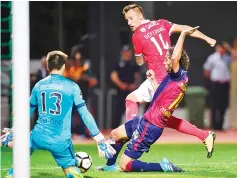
[
  {"x1": 125, "y1": 160, "x2": 163, "y2": 172},
  {"x1": 167, "y1": 116, "x2": 209, "y2": 141},
  {"x1": 106, "y1": 142, "x2": 125, "y2": 166},
  {"x1": 125, "y1": 100, "x2": 138, "y2": 121}
]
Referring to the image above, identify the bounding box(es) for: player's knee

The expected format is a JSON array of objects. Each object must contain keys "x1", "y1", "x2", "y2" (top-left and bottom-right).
[
  {"x1": 119, "y1": 159, "x2": 133, "y2": 172},
  {"x1": 111, "y1": 129, "x2": 120, "y2": 141},
  {"x1": 119, "y1": 159, "x2": 127, "y2": 172},
  {"x1": 126, "y1": 92, "x2": 136, "y2": 101}
]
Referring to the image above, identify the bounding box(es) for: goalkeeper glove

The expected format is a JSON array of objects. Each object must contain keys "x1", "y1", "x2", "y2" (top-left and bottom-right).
[
  {"x1": 0, "y1": 128, "x2": 13, "y2": 148},
  {"x1": 93, "y1": 133, "x2": 116, "y2": 159}
]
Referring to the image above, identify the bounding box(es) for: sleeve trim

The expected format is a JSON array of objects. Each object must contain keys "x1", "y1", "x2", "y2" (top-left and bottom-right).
[
  {"x1": 30, "y1": 103, "x2": 37, "y2": 108},
  {"x1": 135, "y1": 53, "x2": 143, "y2": 57},
  {"x1": 75, "y1": 102, "x2": 86, "y2": 109},
  {"x1": 169, "y1": 24, "x2": 176, "y2": 36}
]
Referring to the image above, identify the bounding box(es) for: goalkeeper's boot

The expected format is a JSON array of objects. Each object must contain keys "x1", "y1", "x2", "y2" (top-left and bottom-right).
[
  {"x1": 65, "y1": 173, "x2": 83, "y2": 178},
  {"x1": 96, "y1": 164, "x2": 117, "y2": 172},
  {"x1": 5, "y1": 168, "x2": 13, "y2": 178},
  {"x1": 160, "y1": 158, "x2": 184, "y2": 172},
  {"x1": 64, "y1": 167, "x2": 83, "y2": 178},
  {"x1": 203, "y1": 131, "x2": 216, "y2": 158}
]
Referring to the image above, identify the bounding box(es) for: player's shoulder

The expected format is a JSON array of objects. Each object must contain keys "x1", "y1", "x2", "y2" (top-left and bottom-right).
[
  {"x1": 133, "y1": 21, "x2": 150, "y2": 37},
  {"x1": 157, "y1": 18, "x2": 171, "y2": 23},
  {"x1": 63, "y1": 77, "x2": 79, "y2": 89},
  {"x1": 170, "y1": 68, "x2": 188, "y2": 81},
  {"x1": 132, "y1": 30, "x2": 142, "y2": 40},
  {"x1": 34, "y1": 76, "x2": 50, "y2": 88},
  {"x1": 157, "y1": 19, "x2": 174, "y2": 27}
]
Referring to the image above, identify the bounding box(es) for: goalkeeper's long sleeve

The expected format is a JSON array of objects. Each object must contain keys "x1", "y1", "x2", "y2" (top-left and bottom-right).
[
  {"x1": 73, "y1": 82, "x2": 100, "y2": 137},
  {"x1": 76, "y1": 105, "x2": 100, "y2": 137},
  {"x1": 30, "y1": 104, "x2": 36, "y2": 118}
]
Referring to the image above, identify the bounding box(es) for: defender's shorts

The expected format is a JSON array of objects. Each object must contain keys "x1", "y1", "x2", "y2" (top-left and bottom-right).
[
  {"x1": 124, "y1": 116, "x2": 163, "y2": 159},
  {"x1": 133, "y1": 79, "x2": 155, "y2": 102}
]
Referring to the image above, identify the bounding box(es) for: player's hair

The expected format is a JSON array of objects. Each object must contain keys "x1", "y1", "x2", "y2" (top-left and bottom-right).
[
  {"x1": 167, "y1": 47, "x2": 190, "y2": 71},
  {"x1": 46, "y1": 50, "x2": 67, "y2": 71},
  {"x1": 122, "y1": 4, "x2": 144, "y2": 16}
]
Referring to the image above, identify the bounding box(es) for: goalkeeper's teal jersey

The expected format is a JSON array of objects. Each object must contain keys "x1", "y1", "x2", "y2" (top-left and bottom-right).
[{"x1": 30, "y1": 74, "x2": 99, "y2": 151}]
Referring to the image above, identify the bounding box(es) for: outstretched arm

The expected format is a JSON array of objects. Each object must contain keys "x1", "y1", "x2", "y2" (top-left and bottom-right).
[
  {"x1": 172, "y1": 26, "x2": 199, "y2": 73},
  {"x1": 73, "y1": 84, "x2": 116, "y2": 159},
  {"x1": 172, "y1": 24, "x2": 216, "y2": 47},
  {"x1": 146, "y1": 70, "x2": 159, "y2": 90}
]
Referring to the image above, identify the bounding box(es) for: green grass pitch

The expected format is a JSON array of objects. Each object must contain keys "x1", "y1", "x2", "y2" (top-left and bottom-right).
[{"x1": 1, "y1": 144, "x2": 237, "y2": 178}]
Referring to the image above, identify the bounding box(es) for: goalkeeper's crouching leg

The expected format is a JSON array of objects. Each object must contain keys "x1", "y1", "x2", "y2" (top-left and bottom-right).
[{"x1": 63, "y1": 166, "x2": 83, "y2": 178}]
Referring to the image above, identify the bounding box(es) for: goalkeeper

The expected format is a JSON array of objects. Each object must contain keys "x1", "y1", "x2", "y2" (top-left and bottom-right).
[{"x1": 1, "y1": 50, "x2": 116, "y2": 178}]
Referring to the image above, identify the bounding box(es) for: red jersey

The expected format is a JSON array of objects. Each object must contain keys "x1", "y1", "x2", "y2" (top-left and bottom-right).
[
  {"x1": 144, "y1": 68, "x2": 188, "y2": 128},
  {"x1": 132, "y1": 19, "x2": 175, "y2": 82}
]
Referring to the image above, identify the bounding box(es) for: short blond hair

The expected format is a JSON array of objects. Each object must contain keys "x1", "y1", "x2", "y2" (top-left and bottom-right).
[
  {"x1": 46, "y1": 50, "x2": 68, "y2": 71},
  {"x1": 122, "y1": 4, "x2": 144, "y2": 16}
]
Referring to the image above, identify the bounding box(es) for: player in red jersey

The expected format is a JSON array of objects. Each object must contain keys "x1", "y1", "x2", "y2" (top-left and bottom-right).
[
  {"x1": 123, "y1": 3, "x2": 216, "y2": 157},
  {"x1": 123, "y1": 4, "x2": 216, "y2": 122},
  {"x1": 98, "y1": 26, "x2": 204, "y2": 173}
]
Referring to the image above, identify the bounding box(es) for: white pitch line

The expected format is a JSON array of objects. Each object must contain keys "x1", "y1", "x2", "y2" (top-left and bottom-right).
[{"x1": 1, "y1": 162, "x2": 236, "y2": 171}]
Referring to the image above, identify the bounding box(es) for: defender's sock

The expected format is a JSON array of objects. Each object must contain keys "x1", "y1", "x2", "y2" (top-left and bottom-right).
[
  {"x1": 167, "y1": 116, "x2": 209, "y2": 141},
  {"x1": 106, "y1": 142, "x2": 125, "y2": 166},
  {"x1": 125, "y1": 160, "x2": 163, "y2": 172},
  {"x1": 125, "y1": 100, "x2": 138, "y2": 121}
]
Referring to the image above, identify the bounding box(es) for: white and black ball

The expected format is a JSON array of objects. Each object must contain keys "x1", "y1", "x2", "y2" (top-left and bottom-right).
[{"x1": 75, "y1": 152, "x2": 92, "y2": 173}]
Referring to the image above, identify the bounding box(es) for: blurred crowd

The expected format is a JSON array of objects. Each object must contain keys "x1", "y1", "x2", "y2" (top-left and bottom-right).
[
  {"x1": 28, "y1": 36, "x2": 237, "y2": 138},
  {"x1": 203, "y1": 37, "x2": 237, "y2": 130}
]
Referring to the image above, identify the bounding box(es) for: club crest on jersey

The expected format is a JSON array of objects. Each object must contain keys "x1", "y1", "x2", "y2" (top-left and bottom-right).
[{"x1": 140, "y1": 27, "x2": 146, "y2": 32}]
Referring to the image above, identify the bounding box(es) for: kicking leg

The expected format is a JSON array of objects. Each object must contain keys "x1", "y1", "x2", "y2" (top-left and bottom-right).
[
  {"x1": 51, "y1": 142, "x2": 83, "y2": 178},
  {"x1": 125, "y1": 94, "x2": 139, "y2": 121},
  {"x1": 120, "y1": 117, "x2": 183, "y2": 173},
  {"x1": 167, "y1": 115, "x2": 216, "y2": 158},
  {"x1": 126, "y1": 79, "x2": 155, "y2": 121}
]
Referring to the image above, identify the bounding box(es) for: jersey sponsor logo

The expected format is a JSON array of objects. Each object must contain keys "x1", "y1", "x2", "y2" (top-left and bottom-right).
[
  {"x1": 140, "y1": 27, "x2": 146, "y2": 32},
  {"x1": 39, "y1": 117, "x2": 63, "y2": 125},
  {"x1": 144, "y1": 21, "x2": 159, "y2": 30}
]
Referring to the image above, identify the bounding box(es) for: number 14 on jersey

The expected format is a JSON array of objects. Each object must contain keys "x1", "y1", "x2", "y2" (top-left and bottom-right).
[{"x1": 150, "y1": 34, "x2": 169, "y2": 55}]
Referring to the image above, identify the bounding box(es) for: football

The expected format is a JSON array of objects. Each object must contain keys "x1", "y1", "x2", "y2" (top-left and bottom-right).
[{"x1": 75, "y1": 152, "x2": 92, "y2": 173}]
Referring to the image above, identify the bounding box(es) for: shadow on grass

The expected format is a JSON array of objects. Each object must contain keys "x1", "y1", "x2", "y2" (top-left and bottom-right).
[{"x1": 31, "y1": 172, "x2": 65, "y2": 178}]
